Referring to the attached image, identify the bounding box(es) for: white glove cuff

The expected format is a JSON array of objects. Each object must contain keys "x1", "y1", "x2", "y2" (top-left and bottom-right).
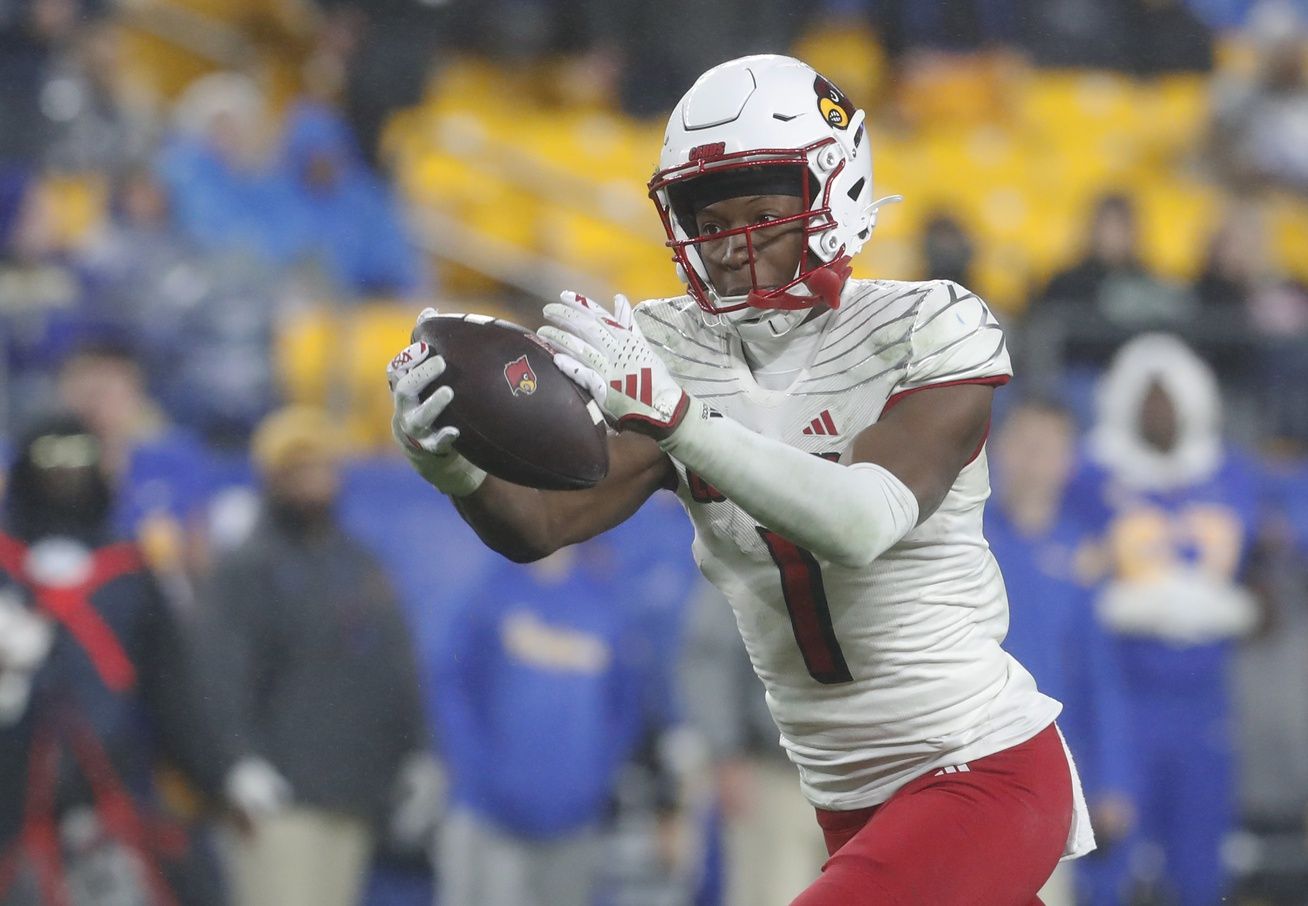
[
  {"x1": 660, "y1": 403, "x2": 919, "y2": 568},
  {"x1": 403, "y1": 444, "x2": 486, "y2": 497}
]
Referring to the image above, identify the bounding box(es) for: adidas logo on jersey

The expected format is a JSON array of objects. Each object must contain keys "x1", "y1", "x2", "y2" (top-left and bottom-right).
[{"x1": 802, "y1": 410, "x2": 839, "y2": 436}]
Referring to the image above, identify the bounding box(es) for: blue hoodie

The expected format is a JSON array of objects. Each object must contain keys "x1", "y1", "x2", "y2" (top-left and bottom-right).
[
  {"x1": 280, "y1": 103, "x2": 425, "y2": 296},
  {"x1": 435, "y1": 542, "x2": 660, "y2": 839},
  {"x1": 985, "y1": 498, "x2": 1133, "y2": 801}
]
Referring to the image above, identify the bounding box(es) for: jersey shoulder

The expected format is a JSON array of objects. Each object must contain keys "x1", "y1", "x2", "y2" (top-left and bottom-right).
[
  {"x1": 889, "y1": 279, "x2": 1011, "y2": 393},
  {"x1": 633, "y1": 293, "x2": 702, "y2": 335},
  {"x1": 633, "y1": 294, "x2": 737, "y2": 388}
]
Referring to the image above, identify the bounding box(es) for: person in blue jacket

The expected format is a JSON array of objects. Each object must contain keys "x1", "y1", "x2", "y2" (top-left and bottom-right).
[
  {"x1": 1077, "y1": 334, "x2": 1262, "y2": 905},
  {"x1": 279, "y1": 102, "x2": 426, "y2": 298},
  {"x1": 986, "y1": 397, "x2": 1136, "y2": 906},
  {"x1": 433, "y1": 532, "x2": 669, "y2": 906}
]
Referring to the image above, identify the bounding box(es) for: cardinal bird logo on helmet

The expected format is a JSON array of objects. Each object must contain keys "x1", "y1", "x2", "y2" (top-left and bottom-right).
[
  {"x1": 503, "y1": 355, "x2": 538, "y2": 396},
  {"x1": 813, "y1": 74, "x2": 855, "y2": 130}
]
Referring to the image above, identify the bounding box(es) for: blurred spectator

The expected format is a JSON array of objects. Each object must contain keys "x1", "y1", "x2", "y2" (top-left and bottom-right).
[
  {"x1": 79, "y1": 165, "x2": 183, "y2": 286},
  {"x1": 280, "y1": 102, "x2": 425, "y2": 297},
  {"x1": 1035, "y1": 193, "x2": 1189, "y2": 326},
  {"x1": 1188, "y1": 202, "x2": 1308, "y2": 442},
  {"x1": 0, "y1": 0, "x2": 107, "y2": 168},
  {"x1": 308, "y1": 0, "x2": 450, "y2": 166},
  {"x1": 434, "y1": 541, "x2": 665, "y2": 906},
  {"x1": 156, "y1": 72, "x2": 309, "y2": 267},
  {"x1": 75, "y1": 166, "x2": 288, "y2": 444},
  {"x1": 612, "y1": 1, "x2": 809, "y2": 117},
  {"x1": 1228, "y1": 453, "x2": 1308, "y2": 901},
  {"x1": 0, "y1": 175, "x2": 94, "y2": 431},
  {"x1": 678, "y1": 581, "x2": 826, "y2": 906},
  {"x1": 57, "y1": 341, "x2": 215, "y2": 578},
  {"x1": 1036, "y1": 193, "x2": 1144, "y2": 310},
  {"x1": 0, "y1": 412, "x2": 227, "y2": 906},
  {"x1": 76, "y1": 165, "x2": 195, "y2": 342},
  {"x1": 986, "y1": 398, "x2": 1136, "y2": 906},
  {"x1": 919, "y1": 210, "x2": 975, "y2": 286},
  {"x1": 1210, "y1": 0, "x2": 1308, "y2": 195},
  {"x1": 40, "y1": 20, "x2": 158, "y2": 174},
  {"x1": 1193, "y1": 202, "x2": 1308, "y2": 334},
  {"x1": 1193, "y1": 202, "x2": 1268, "y2": 313},
  {"x1": 199, "y1": 406, "x2": 433, "y2": 906},
  {"x1": 1080, "y1": 334, "x2": 1261, "y2": 905}
]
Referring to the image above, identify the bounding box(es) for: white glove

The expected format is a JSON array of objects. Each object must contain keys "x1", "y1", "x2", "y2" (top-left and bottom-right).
[
  {"x1": 225, "y1": 756, "x2": 292, "y2": 820},
  {"x1": 538, "y1": 292, "x2": 689, "y2": 438},
  {"x1": 387, "y1": 308, "x2": 486, "y2": 497}
]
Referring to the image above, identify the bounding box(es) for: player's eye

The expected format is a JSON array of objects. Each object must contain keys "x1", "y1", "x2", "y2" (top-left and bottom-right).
[
  {"x1": 699, "y1": 222, "x2": 723, "y2": 237},
  {"x1": 757, "y1": 213, "x2": 778, "y2": 224}
]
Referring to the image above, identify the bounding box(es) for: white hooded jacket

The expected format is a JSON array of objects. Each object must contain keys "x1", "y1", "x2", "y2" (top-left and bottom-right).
[{"x1": 1087, "y1": 334, "x2": 1257, "y2": 645}]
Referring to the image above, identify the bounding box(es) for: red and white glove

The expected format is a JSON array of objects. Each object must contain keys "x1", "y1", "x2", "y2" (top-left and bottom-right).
[
  {"x1": 387, "y1": 308, "x2": 486, "y2": 497},
  {"x1": 539, "y1": 292, "x2": 689, "y2": 439}
]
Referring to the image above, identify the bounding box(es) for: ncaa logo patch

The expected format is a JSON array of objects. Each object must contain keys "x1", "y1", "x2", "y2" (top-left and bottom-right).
[{"x1": 503, "y1": 355, "x2": 538, "y2": 396}]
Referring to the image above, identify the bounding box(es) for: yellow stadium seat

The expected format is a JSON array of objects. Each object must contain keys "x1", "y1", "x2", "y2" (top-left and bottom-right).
[
  {"x1": 340, "y1": 303, "x2": 422, "y2": 450},
  {"x1": 973, "y1": 242, "x2": 1032, "y2": 315},
  {"x1": 1137, "y1": 75, "x2": 1212, "y2": 164},
  {"x1": 1265, "y1": 194, "x2": 1308, "y2": 283},
  {"x1": 276, "y1": 305, "x2": 338, "y2": 408},
  {"x1": 38, "y1": 174, "x2": 109, "y2": 251},
  {"x1": 1016, "y1": 70, "x2": 1142, "y2": 150},
  {"x1": 1133, "y1": 176, "x2": 1224, "y2": 280},
  {"x1": 896, "y1": 54, "x2": 1012, "y2": 130},
  {"x1": 116, "y1": 27, "x2": 216, "y2": 100}
]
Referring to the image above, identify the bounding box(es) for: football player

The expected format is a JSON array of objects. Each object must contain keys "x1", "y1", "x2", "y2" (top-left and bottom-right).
[{"x1": 389, "y1": 55, "x2": 1093, "y2": 905}]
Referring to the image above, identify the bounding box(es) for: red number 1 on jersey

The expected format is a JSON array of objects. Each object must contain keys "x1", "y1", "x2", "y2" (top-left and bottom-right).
[{"x1": 757, "y1": 528, "x2": 853, "y2": 685}]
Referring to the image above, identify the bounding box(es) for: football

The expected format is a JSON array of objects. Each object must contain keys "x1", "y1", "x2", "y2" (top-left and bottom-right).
[{"x1": 411, "y1": 313, "x2": 609, "y2": 490}]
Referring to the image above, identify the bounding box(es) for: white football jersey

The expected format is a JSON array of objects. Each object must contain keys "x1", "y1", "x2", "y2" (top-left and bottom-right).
[{"x1": 635, "y1": 278, "x2": 1064, "y2": 811}]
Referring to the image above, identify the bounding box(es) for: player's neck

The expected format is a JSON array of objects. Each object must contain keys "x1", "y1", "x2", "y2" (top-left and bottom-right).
[{"x1": 739, "y1": 308, "x2": 830, "y2": 390}]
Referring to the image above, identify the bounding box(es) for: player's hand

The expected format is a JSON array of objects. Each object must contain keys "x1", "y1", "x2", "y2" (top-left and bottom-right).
[
  {"x1": 387, "y1": 308, "x2": 487, "y2": 497},
  {"x1": 539, "y1": 291, "x2": 689, "y2": 439}
]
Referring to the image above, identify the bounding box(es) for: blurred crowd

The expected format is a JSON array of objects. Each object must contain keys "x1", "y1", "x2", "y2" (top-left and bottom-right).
[{"x1": 1, "y1": 1, "x2": 1307, "y2": 905}]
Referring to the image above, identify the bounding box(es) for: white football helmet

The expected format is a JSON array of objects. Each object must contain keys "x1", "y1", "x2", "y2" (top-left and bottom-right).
[{"x1": 648, "y1": 54, "x2": 893, "y2": 320}]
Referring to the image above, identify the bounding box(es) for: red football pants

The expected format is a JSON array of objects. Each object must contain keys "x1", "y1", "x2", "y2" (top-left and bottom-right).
[{"x1": 791, "y1": 723, "x2": 1072, "y2": 906}]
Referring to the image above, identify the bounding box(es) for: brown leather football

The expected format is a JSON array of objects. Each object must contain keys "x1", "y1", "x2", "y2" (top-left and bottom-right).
[{"x1": 411, "y1": 313, "x2": 609, "y2": 490}]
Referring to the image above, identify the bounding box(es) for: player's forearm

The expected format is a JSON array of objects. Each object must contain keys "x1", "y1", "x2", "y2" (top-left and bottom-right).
[
  {"x1": 453, "y1": 478, "x2": 558, "y2": 563},
  {"x1": 660, "y1": 402, "x2": 918, "y2": 568},
  {"x1": 453, "y1": 433, "x2": 673, "y2": 563}
]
